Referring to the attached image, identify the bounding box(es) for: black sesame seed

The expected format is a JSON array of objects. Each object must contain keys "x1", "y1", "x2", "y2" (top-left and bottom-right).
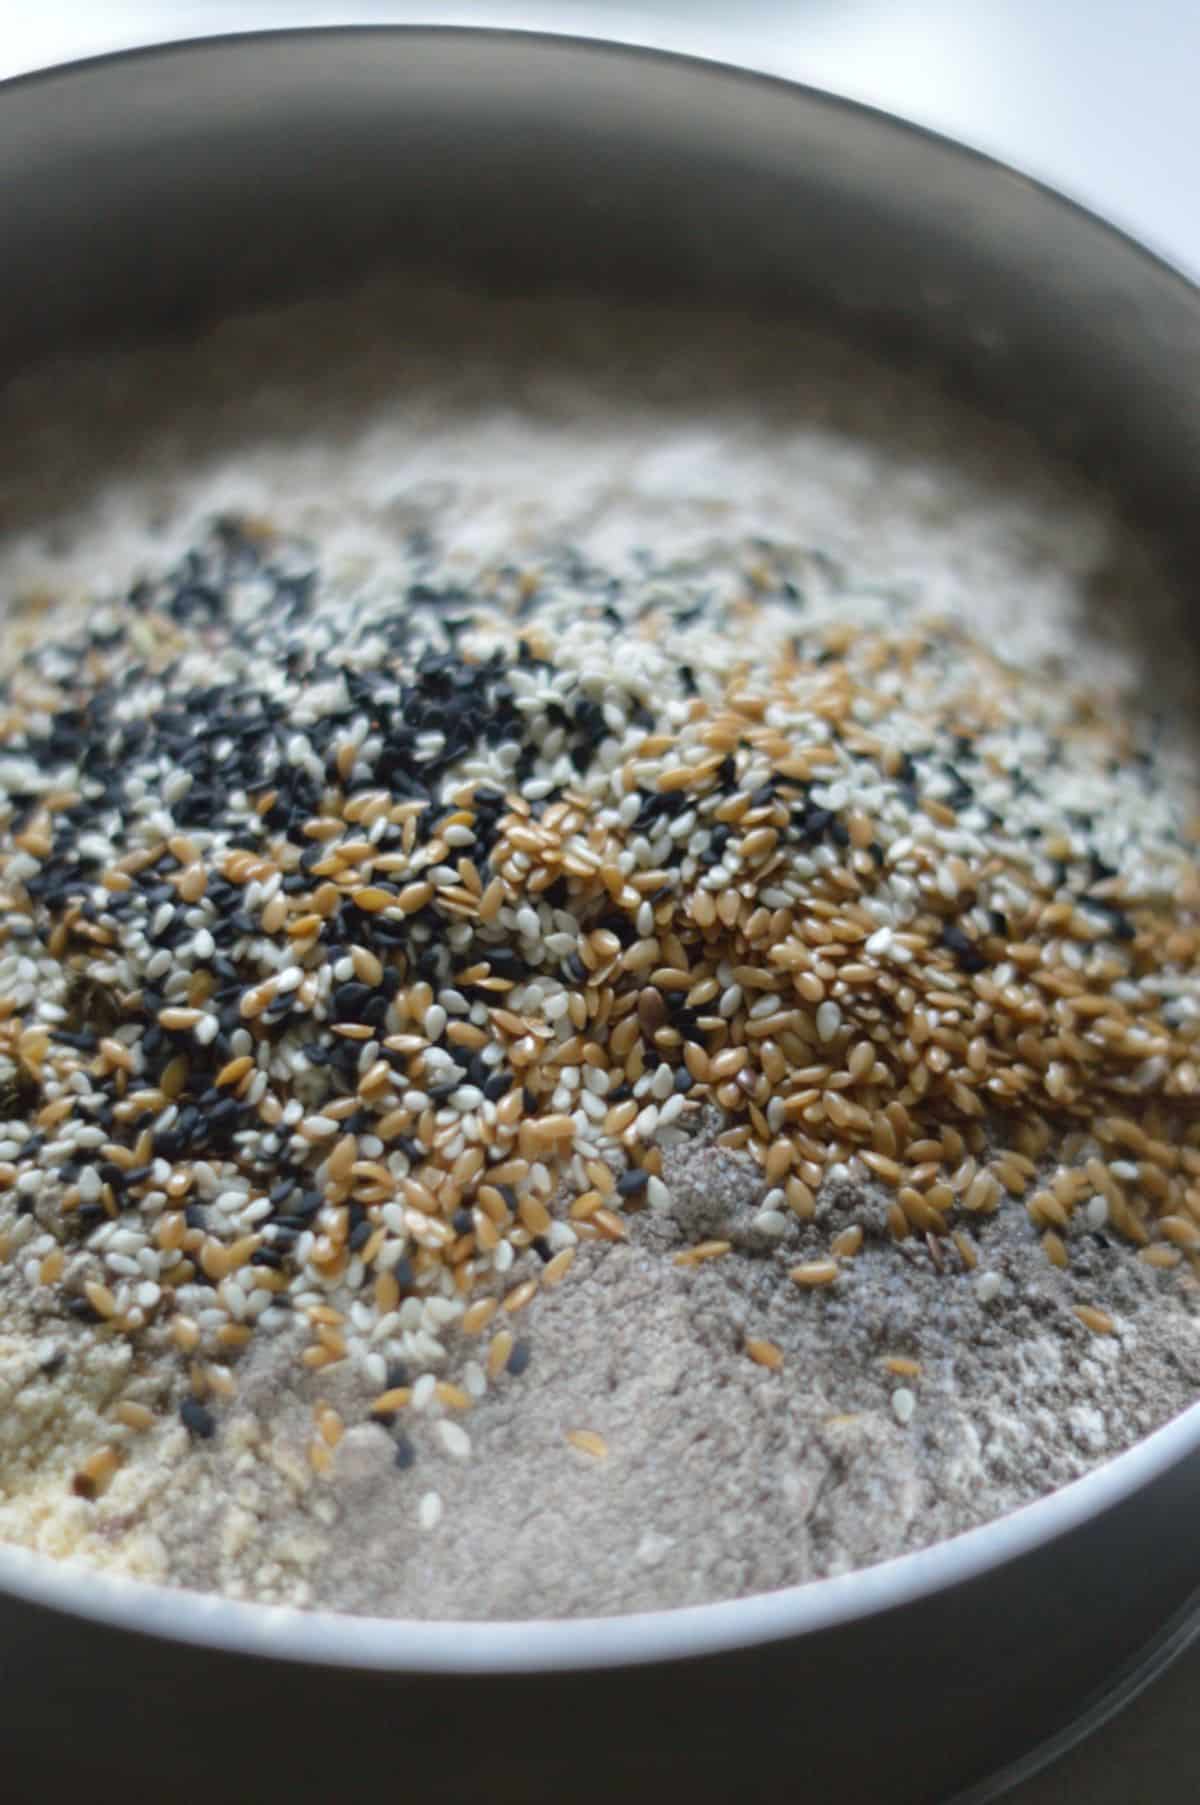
[
  {"x1": 333, "y1": 982, "x2": 373, "y2": 1022},
  {"x1": 180, "y1": 1397, "x2": 217, "y2": 1440},
  {"x1": 940, "y1": 921, "x2": 988, "y2": 973}
]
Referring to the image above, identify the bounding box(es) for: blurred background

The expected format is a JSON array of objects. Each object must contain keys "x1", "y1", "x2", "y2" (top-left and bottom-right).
[
  {"x1": 4, "y1": 6, "x2": 1199, "y2": 1801},
  {"x1": 5, "y1": 2, "x2": 1197, "y2": 277}
]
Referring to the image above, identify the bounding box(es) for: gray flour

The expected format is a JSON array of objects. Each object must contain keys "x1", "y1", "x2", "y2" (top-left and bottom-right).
[
  {"x1": 152, "y1": 1142, "x2": 1200, "y2": 1618},
  {"x1": 5, "y1": 1130, "x2": 1198, "y2": 1619}
]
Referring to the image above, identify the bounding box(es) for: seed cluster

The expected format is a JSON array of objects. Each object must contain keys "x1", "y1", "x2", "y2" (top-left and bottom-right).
[{"x1": 1, "y1": 516, "x2": 1199, "y2": 1500}]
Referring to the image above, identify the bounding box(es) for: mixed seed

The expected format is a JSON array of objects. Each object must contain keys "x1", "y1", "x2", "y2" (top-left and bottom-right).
[{"x1": 1, "y1": 516, "x2": 1199, "y2": 1504}]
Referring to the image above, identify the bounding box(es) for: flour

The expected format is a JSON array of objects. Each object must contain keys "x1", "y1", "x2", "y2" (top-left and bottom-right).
[{"x1": 16, "y1": 1128, "x2": 1198, "y2": 1619}]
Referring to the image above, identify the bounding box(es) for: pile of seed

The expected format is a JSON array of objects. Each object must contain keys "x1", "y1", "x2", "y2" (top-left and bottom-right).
[{"x1": 1, "y1": 514, "x2": 1199, "y2": 1504}]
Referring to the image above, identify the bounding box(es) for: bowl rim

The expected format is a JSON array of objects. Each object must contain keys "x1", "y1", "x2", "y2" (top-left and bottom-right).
[
  {"x1": 3, "y1": 1399, "x2": 1199, "y2": 1672},
  {"x1": 2, "y1": 20, "x2": 1199, "y2": 1674},
  {"x1": 2, "y1": 17, "x2": 1198, "y2": 303}
]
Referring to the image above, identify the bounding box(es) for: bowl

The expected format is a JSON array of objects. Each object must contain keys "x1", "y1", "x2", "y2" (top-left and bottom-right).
[{"x1": 1, "y1": 28, "x2": 1200, "y2": 1804}]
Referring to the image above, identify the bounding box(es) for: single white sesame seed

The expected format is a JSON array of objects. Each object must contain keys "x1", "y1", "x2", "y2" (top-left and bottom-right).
[
  {"x1": 816, "y1": 1001, "x2": 842, "y2": 1042},
  {"x1": 437, "y1": 1420, "x2": 472, "y2": 1459},
  {"x1": 411, "y1": 1373, "x2": 437, "y2": 1411},
  {"x1": 463, "y1": 1362, "x2": 487, "y2": 1398},
  {"x1": 634, "y1": 1104, "x2": 659, "y2": 1140},
  {"x1": 646, "y1": 1175, "x2": 671, "y2": 1210},
  {"x1": 891, "y1": 1388, "x2": 916, "y2": 1425},
  {"x1": 418, "y1": 1491, "x2": 443, "y2": 1530}
]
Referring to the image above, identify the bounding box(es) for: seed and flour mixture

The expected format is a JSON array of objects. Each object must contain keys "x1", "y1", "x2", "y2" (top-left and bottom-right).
[{"x1": 0, "y1": 282, "x2": 1198, "y2": 1617}]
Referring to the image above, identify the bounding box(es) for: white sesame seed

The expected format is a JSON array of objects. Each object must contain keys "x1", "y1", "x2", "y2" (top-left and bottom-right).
[
  {"x1": 634, "y1": 1104, "x2": 659, "y2": 1141},
  {"x1": 891, "y1": 1388, "x2": 916, "y2": 1425},
  {"x1": 816, "y1": 1001, "x2": 842, "y2": 1042},
  {"x1": 437, "y1": 1420, "x2": 472, "y2": 1459},
  {"x1": 1085, "y1": 1196, "x2": 1108, "y2": 1229},
  {"x1": 411, "y1": 1373, "x2": 437, "y2": 1412}
]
